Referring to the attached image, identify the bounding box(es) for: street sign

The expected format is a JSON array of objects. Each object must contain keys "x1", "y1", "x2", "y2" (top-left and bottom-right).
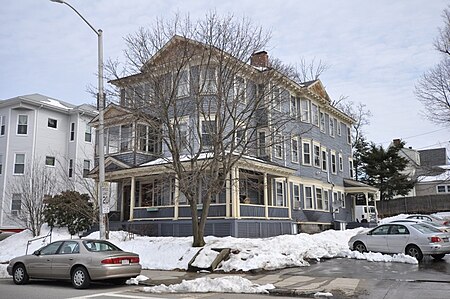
[{"x1": 101, "y1": 183, "x2": 110, "y2": 214}]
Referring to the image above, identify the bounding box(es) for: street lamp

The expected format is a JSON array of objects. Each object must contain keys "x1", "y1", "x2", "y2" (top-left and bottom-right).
[{"x1": 51, "y1": 0, "x2": 107, "y2": 239}]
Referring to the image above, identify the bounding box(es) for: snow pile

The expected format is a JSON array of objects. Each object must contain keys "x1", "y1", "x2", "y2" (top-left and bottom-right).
[
  {"x1": 347, "y1": 251, "x2": 418, "y2": 264},
  {"x1": 126, "y1": 274, "x2": 149, "y2": 285},
  {"x1": 141, "y1": 276, "x2": 275, "y2": 294},
  {"x1": 191, "y1": 248, "x2": 220, "y2": 268}
]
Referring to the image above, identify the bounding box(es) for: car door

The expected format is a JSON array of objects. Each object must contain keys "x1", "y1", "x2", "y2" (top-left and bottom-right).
[
  {"x1": 27, "y1": 241, "x2": 63, "y2": 278},
  {"x1": 386, "y1": 224, "x2": 410, "y2": 253},
  {"x1": 51, "y1": 241, "x2": 80, "y2": 279},
  {"x1": 365, "y1": 225, "x2": 390, "y2": 252}
]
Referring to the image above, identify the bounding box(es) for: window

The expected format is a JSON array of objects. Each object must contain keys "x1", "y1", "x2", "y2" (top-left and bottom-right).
[
  {"x1": 176, "y1": 122, "x2": 189, "y2": 150},
  {"x1": 70, "y1": 123, "x2": 75, "y2": 141},
  {"x1": 85, "y1": 125, "x2": 92, "y2": 142},
  {"x1": 311, "y1": 103, "x2": 319, "y2": 126},
  {"x1": 341, "y1": 192, "x2": 345, "y2": 208},
  {"x1": 290, "y1": 95, "x2": 298, "y2": 117},
  {"x1": 323, "y1": 190, "x2": 329, "y2": 211},
  {"x1": 17, "y1": 115, "x2": 28, "y2": 135},
  {"x1": 40, "y1": 241, "x2": 64, "y2": 255},
  {"x1": 141, "y1": 178, "x2": 175, "y2": 206},
  {"x1": 329, "y1": 116, "x2": 335, "y2": 137},
  {"x1": 319, "y1": 112, "x2": 325, "y2": 132},
  {"x1": 235, "y1": 128, "x2": 247, "y2": 152},
  {"x1": 291, "y1": 136, "x2": 299, "y2": 163},
  {"x1": 176, "y1": 69, "x2": 190, "y2": 98},
  {"x1": 199, "y1": 67, "x2": 216, "y2": 94},
  {"x1": 68, "y1": 159, "x2": 73, "y2": 178},
  {"x1": 60, "y1": 241, "x2": 80, "y2": 254},
  {"x1": 48, "y1": 118, "x2": 57, "y2": 129},
  {"x1": 337, "y1": 121, "x2": 342, "y2": 136},
  {"x1": 331, "y1": 151, "x2": 337, "y2": 174},
  {"x1": 293, "y1": 184, "x2": 300, "y2": 209},
  {"x1": 120, "y1": 124, "x2": 132, "y2": 152},
  {"x1": 235, "y1": 76, "x2": 246, "y2": 103},
  {"x1": 45, "y1": 156, "x2": 55, "y2": 167},
  {"x1": 313, "y1": 143, "x2": 321, "y2": 168},
  {"x1": 201, "y1": 119, "x2": 216, "y2": 148},
  {"x1": 0, "y1": 115, "x2": 5, "y2": 135},
  {"x1": 349, "y1": 159, "x2": 354, "y2": 178},
  {"x1": 274, "y1": 181, "x2": 285, "y2": 206},
  {"x1": 339, "y1": 154, "x2": 343, "y2": 172},
  {"x1": 257, "y1": 131, "x2": 268, "y2": 157},
  {"x1": 11, "y1": 193, "x2": 22, "y2": 212},
  {"x1": 274, "y1": 134, "x2": 284, "y2": 159},
  {"x1": 272, "y1": 87, "x2": 281, "y2": 111},
  {"x1": 346, "y1": 126, "x2": 351, "y2": 144},
  {"x1": 304, "y1": 186, "x2": 313, "y2": 209},
  {"x1": 321, "y1": 148, "x2": 327, "y2": 171},
  {"x1": 137, "y1": 124, "x2": 160, "y2": 154},
  {"x1": 14, "y1": 154, "x2": 25, "y2": 174},
  {"x1": 83, "y1": 160, "x2": 90, "y2": 177},
  {"x1": 302, "y1": 140, "x2": 311, "y2": 165},
  {"x1": 0, "y1": 154, "x2": 2, "y2": 175},
  {"x1": 300, "y1": 99, "x2": 310, "y2": 122},
  {"x1": 316, "y1": 188, "x2": 323, "y2": 210},
  {"x1": 437, "y1": 185, "x2": 450, "y2": 193}
]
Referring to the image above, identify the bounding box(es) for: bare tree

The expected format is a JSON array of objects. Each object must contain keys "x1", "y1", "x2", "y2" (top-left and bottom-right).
[
  {"x1": 107, "y1": 12, "x2": 299, "y2": 246},
  {"x1": 416, "y1": 6, "x2": 450, "y2": 126}
]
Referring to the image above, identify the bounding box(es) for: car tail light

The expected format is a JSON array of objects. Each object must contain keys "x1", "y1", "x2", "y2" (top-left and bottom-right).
[
  {"x1": 101, "y1": 256, "x2": 140, "y2": 264},
  {"x1": 429, "y1": 236, "x2": 442, "y2": 243},
  {"x1": 444, "y1": 221, "x2": 448, "y2": 226}
]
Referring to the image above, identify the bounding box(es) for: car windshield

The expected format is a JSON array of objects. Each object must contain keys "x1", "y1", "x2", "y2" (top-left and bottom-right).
[
  {"x1": 411, "y1": 223, "x2": 442, "y2": 234},
  {"x1": 82, "y1": 240, "x2": 121, "y2": 252}
]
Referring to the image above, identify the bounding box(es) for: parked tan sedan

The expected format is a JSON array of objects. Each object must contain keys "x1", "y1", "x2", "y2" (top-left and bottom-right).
[{"x1": 7, "y1": 239, "x2": 141, "y2": 289}]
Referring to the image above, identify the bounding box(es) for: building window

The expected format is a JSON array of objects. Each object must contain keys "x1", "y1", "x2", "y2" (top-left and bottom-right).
[
  {"x1": 437, "y1": 185, "x2": 450, "y2": 193},
  {"x1": 300, "y1": 99, "x2": 310, "y2": 122},
  {"x1": 17, "y1": 115, "x2": 28, "y2": 135},
  {"x1": 293, "y1": 184, "x2": 300, "y2": 209},
  {"x1": 137, "y1": 124, "x2": 160, "y2": 154},
  {"x1": 291, "y1": 136, "x2": 299, "y2": 163},
  {"x1": 45, "y1": 156, "x2": 55, "y2": 167},
  {"x1": 0, "y1": 154, "x2": 3, "y2": 175},
  {"x1": 176, "y1": 69, "x2": 190, "y2": 98},
  {"x1": 201, "y1": 119, "x2": 216, "y2": 148},
  {"x1": 290, "y1": 95, "x2": 298, "y2": 117},
  {"x1": 48, "y1": 118, "x2": 57, "y2": 129},
  {"x1": 199, "y1": 67, "x2": 217, "y2": 94},
  {"x1": 313, "y1": 143, "x2": 321, "y2": 168},
  {"x1": 235, "y1": 76, "x2": 246, "y2": 103},
  {"x1": 337, "y1": 121, "x2": 342, "y2": 136},
  {"x1": 311, "y1": 103, "x2": 319, "y2": 126},
  {"x1": 319, "y1": 112, "x2": 325, "y2": 132},
  {"x1": 69, "y1": 159, "x2": 73, "y2": 178},
  {"x1": 304, "y1": 186, "x2": 313, "y2": 209},
  {"x1": 302, "y1": 140, "x2": 311, "y2": 165},
  {"x1": 11, "y1": 193, "x2": 22, "y2": 212},
  {"x1": 272, "y1": 87, "x2": 281, "y2": 111},
  {"x1": 85, "y1": 125, "x2": 92, "y2": 142},
  {"x1": 274, "y1": 134, "x2": 284, "y2": 159},
  {"x1": 339, "y1": 154, "x2": 343, "y2": 172},
  {"x1": 257, "y1": 131, "x2": 268, "y2": 158},
  {"x1": 329, "y1": 117, "x2": 335, "y2": 137},
  {"x1": 274, "y1": 180, "x2": 285, "y2": 206},
  {"x1": 321, "y1": 148, "x2": 327, "y2": 171},
  {"x1": 347, "y1": 126, "x2": 352, "y2": 144},
  {"x1": 340, "y1": 193, "x2": 346, "y2": 208},
  {"x1": 70, "y1": 123, "x2": 75, "y2": 141},
  {"x1": 0, "y1": 115, "x2": 5, "y2": 135},
  {"x1": 349, "y1": 159, "x2": 354, "y2": 179},
  {"x1": 331, "y1": 151, "x2": 337, "y2": 174},
  {"x1": 324, "y1": 190, "x2": 329, "y2": 211},
  {"x1": 14, "y1": 154, "x2": 25, "y2": 174},
  {"x1": 316, "y1": 188, "x2": 323, "y2": 210},
  {"x1": 83, "y1": 160, "x2": 90, "y2": 177},
  {"x1": 120, "y1": 124, "x2": 132, "y2": 152}
]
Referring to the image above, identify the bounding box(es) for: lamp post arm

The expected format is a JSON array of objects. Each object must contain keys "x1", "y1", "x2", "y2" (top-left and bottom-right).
[{"x1": 61, "y1": 1, "x2": 99, "y2": 36}]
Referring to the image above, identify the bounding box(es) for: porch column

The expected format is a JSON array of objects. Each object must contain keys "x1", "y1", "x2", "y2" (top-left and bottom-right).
[
  {"x1": 231, "y1": 166, "x2": 238, "y2": 218},
  {"x1": 174, "y1": 177, "x2": 179, "y2": 220},
  {"x1": 286, "y1": 177, "x2": 292, "y2": 219},
  {"x1": 129, "y1": 176, "x2": 136, "y2": 221},
  {"x1": 235, "y1": 167, "x2": 240, "y2": 218},
  {"x1": 365, "y1": 192, "x2": 369, "y2": 221},
  {"x1": 264, "y1": 173, "x2": 269, "y2": 219},
  {"x1": 226, "y1": 174, "x2": 231, "y2": 217}
]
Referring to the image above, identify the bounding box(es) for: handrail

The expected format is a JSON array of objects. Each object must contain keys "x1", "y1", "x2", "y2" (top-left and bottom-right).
[{"x1": 25, "y1": 227, "x2": 52, "y2": 255}]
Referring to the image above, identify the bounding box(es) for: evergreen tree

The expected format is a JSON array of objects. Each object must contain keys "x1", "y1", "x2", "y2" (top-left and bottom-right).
[
  {"x1": 361, "y1": 141, "x2": 415, "y2": 200},
  {"x1": 353, "y1": 135, "x2": 370, "y2": 181}
]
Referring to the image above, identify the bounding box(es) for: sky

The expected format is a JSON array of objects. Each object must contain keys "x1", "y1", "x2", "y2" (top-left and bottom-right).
[{"x1": 1, "y1": 0, "x2": 449, "y2": 153}]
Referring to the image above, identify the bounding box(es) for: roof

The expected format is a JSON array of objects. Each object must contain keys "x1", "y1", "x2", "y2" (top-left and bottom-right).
[
  {"x1": 343, "y1": 178, "x2": 379, "y2": 195},
  {"x1": 0, "y1": 94, "x2": 97, "y2": 116}
]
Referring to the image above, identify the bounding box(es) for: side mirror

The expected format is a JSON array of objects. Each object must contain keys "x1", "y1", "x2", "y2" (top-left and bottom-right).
[{"x1": 33, "y1": 250, "x2": 41, "y2": 256}]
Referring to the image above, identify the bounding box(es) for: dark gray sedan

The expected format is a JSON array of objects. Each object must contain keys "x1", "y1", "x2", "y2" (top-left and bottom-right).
[{"x1": 7, "y1": 239, "x2": 141, "y2": 289}]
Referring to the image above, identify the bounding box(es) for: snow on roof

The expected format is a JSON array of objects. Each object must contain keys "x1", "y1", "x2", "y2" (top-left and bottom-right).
[
  {"x1": 417, "y1": 169, "x2": 450, "y2": 183},
  {"x1": 40, "y1": 98, "x2": 72, "y2": 110}
]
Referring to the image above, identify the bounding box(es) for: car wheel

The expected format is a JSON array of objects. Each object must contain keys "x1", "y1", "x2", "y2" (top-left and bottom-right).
[
  {"x1": 354, "y1": 241, "x2": 367, "y2": 253},
  {"x1": 431, "y1": 254, "x2": 446, "y2": 260},
  {"x1": 110, "y1": 278, "x2": 128, "y2": 285},
  {"x1": 71, "y1": 266, "x2": 91, "y2": 289},
  {"x1": 406, "y1": 245, "x2": 423, "y2": 262},
  {"x1": 13, "y1": 264, "x2": 29, "y2": 285}
]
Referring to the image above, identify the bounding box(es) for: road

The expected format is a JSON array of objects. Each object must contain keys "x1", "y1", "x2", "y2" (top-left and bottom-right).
[{"x1": 1, "y1": 255, "x2": 450, "y2": 299}]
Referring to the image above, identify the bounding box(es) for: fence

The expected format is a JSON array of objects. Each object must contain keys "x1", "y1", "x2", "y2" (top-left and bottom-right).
[{"x1": 377, "y1": 194, "x2": 450, "y2": 217}]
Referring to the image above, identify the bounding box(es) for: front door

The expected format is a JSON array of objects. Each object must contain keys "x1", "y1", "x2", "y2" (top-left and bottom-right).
[
  {"x1": 365, "y1": 225, "x2": 389, "y2": 253},
  {"x1": 27, "y1": 241, "x2": 63, "y2": 278},
  {"x1": 123, "y1": 185, "x2": 131, "y2": 221}
]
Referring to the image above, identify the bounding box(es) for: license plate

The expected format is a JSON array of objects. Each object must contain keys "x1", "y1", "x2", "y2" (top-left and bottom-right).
[
  {"x1": 121, "y1": 259, "x2": 130, "y2": 265},
  {"x1": 443, "y1": 238, "x2": 449, "y2": 242}
]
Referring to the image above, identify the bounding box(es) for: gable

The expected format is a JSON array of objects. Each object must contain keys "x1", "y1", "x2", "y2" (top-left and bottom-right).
[{"x1": 306, "y1": 80, "x2": 331, "y2": 102}]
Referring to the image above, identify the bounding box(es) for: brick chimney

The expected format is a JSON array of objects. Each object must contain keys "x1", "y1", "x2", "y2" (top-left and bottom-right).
[
  {"x1": 393, "y1": 139, "x2": 401, "y2": 146},
  {"x1": 250, "y1": 51, "x2": 268, "y2": 68}
]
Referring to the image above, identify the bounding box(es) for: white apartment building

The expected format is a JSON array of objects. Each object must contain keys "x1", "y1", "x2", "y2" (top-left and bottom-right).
[{"x1": 0, "y1": 94, "x2": 97, "y2": 230}]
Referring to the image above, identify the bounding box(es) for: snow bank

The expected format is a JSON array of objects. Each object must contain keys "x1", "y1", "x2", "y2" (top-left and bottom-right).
[
  {"x1": 347, "y1": 251, "x2": 418, "y2": 264},
  {"x1": 141, "y1": 276, "x2": 275, "y2": 294}
]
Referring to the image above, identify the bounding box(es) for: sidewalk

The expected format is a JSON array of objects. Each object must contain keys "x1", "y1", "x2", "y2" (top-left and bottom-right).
[{"x1": 139, "y1": 269, "x2": 361, "y2": 298}]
